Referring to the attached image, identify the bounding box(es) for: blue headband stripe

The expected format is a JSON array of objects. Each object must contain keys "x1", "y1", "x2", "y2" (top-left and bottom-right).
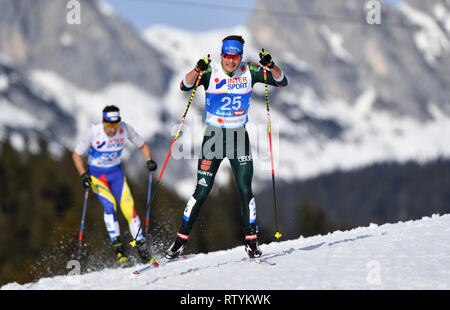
[
  {"x1": 103, "y1": 111, "x2": 121, "y2": 123},
  {"x1": 221, "y1": 40, "x2": 243, "y2": 55}
]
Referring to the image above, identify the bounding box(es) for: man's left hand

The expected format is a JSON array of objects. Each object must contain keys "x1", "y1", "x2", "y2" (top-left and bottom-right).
[
  {"x1": 146, "y1": 159, "x2": 157, "y2": 171},
  {"x1": 259, "y1": 50, "x2": 275, "y2": 68}
]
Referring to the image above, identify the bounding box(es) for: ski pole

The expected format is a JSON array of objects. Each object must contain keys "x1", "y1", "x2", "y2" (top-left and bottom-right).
[
  {"x1": 144, "y1": 172, "x2": 152, "y2": 235},
  {"x1": 262, "y1": 49, "x2": 282, "y2": 240},
  {"x1": 130, "y1": 60, "x2": 207, "y2": 247},
  {"x1": 78, "y1": 188, "x2": 89, "y2": 255}
]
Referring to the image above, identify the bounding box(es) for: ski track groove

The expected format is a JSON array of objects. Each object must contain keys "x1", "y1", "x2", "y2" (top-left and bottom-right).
[
  {"x1": 142, "y1": 255, "x2": 275, "y2": 285},
  {"x1": 140, "y1": 235, "x2": 372, "y2": 287}
]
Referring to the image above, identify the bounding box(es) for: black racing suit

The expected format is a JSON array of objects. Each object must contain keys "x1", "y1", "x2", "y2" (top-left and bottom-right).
[{"x1": 178, "y1": 61, "x2": 288, "y2": 237}]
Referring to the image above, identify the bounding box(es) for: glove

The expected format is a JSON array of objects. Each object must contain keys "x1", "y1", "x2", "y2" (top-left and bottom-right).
[
  {"x1": 146, "y1": 159, "x2": 157, "y2": 172},
  {"x1": 81, "y1": 173, "x2": 92, "y2": 189},
  {"x1": 194, "y1": 55, "x2": 211, "y2": 72},
  {"x1": 259, "y1": 50, "x2": 275, "y2": 68}
]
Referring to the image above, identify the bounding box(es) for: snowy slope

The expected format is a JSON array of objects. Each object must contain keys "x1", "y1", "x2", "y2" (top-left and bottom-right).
[{"x1": 3, "y1": 214, "x2": 449, "y2": 290}]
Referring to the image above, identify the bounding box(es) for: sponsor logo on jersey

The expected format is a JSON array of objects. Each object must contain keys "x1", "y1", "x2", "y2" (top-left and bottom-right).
[
  {"x1": 233, "y1": 109, "x2": 246, "y2": 116},
  {"x1": 249, "y1": 197, "x2": 256, "y2": 223},
  {"x1": 238, "y1": 155, "x2": 252, "y2": 164},
  {"x1": 215, "y1": 78, "x2": 227, "y2": 89},
  {"x1": 107, "y1": 138, "x2": 125, "y2": 148},
  {"x1": 227, "y1": 76, "x2": 248, "y2": 90},
  {"x1": 198, "y1": 178, "x2": 208, "y2": 187},
  {"x1": 214, "y1": 76, "x2": 249, "y2": 91},
  {"x1": 96, "y1": 141, "x2": 106, "y2": 149},
  {"x1": 198, "y1": 170, "x2": 213, "y2": 177},
  {"x1": 183, "y1": 196, "x2": 197, "y2": 221},
  {"x1": 200, "y1": 159, "x2": 211, "y2": 171}
]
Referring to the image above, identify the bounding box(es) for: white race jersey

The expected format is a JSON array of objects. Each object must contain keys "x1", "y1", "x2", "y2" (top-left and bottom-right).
[
  {"x1": 205, "y1": 61, "x2": 253, "y2": 128},
  {"x1": 74, "y1": 122, "x2": 144, "y2": 168}
]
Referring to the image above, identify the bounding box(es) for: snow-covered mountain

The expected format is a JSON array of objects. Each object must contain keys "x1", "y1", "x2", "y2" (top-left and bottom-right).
[
  {"x1": 2, "y1": 213, "x2": 449, "y2": 290},
  {"x1": 0, "y1": 0, "x2": 170, "y2": 95},
  {"x1": 1, "y1": 0, "x2": 450, "y2": 198},
  {"x1": 243, "y1": 0, "x2": 450, "y2": 181}
]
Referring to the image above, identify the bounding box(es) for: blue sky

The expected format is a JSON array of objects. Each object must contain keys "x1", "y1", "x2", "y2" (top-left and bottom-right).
[
  {"x1": 104, "y1": 0, "x2": 256, "y2": 32},
  {"x1": 104, "y1": 0, "x2": 403, "y2": 32}
]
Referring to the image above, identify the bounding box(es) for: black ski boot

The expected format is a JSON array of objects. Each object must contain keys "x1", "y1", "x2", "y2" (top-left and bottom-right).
[
  {"x1": 136, "y1": 239, "x2": 154, "y2": 264},
  {"x1": 112, "y1": 237, "x2": 129, "y2": 265},
  {"x1": 244, "y1": 228, "x2": 262, "y2": 259},
  {"x1": 165, "y1": 233, "x2": 188, "y2": 259}
]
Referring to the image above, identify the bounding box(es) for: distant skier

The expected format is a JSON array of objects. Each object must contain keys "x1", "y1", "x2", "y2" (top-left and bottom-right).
[
  {"x1": 165, "y1": 35, "x2": 288, "y2": 259},
  {"x1": 72, "y1": 105, "x2": 158, "y2": 265}
]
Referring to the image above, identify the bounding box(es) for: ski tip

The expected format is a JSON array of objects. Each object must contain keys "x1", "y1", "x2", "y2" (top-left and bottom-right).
[
  {"x1": 129, "y1": 240, "x2": 137, "y2": 247},
  {"x1": 274, "y1": 231, "x2": 282, "y2": 240}
]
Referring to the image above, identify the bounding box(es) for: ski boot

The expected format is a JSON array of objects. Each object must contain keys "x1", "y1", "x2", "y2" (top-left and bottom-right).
[
  {"x1": 244, "y1": 228, "x2": 262, "y2": 259},
  {"x1": 165, "y1": 233, "x2": 189, "y2": 259},
  {"x1": 135, "y1": 238, "x2": 155, "y2": 264},
  {"x1": 112, "y1": 237, "x2": 129, "y2": 265}
]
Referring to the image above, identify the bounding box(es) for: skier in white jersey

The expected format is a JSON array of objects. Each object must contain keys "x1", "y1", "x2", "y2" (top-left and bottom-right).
[
  {"x1": 165, "y1": 35, "x2": 288, "y2": 259},
  {"x1": 73, "y1": 105, "x2": 158, "y2": 265}
]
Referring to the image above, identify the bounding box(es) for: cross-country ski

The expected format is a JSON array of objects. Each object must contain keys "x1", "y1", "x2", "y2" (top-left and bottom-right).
[{"x1": 132, "y1": 254, "x2": 196, "y2": 276}]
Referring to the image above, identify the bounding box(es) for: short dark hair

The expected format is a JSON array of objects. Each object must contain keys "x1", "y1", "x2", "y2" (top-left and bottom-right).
[
  {"x1": 222, "y1": 35, "x2": 245, "y2": 45},
  {"x1": 103, "y1": 105, "x2": 120, "y2": 113}
]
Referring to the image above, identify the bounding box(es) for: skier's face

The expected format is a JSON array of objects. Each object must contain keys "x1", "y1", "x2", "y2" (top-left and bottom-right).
[
  {"x1": 103, "y1": 122, "x2": 119, "y2": 137},
  {"x1": 221, "y1": 53, "x2": 241, "y2": 73}
]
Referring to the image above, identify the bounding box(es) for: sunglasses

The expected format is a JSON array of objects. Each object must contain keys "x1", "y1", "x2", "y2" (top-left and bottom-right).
[
  {"x1": 222, "y1": 53, "x2": 241, "y2": 60},
  {"x1": 104, "y1": 121, "x2": 121, "y2": 128}
]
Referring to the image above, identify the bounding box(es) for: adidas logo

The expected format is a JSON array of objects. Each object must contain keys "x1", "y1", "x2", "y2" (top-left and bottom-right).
[{"x1": 198, "y1": 178, "x2": 208, "y2": 187}]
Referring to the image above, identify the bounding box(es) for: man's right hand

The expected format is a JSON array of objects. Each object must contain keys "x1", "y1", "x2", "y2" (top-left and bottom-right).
[
  {"x1": 81, "y1": 173, "x2": 92, "y2": 189},
  {"x1": 195, "y1": 55, "x2": 211, "y2": 72}
]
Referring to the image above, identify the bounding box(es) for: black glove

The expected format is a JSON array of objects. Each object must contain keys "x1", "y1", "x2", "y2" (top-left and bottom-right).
[
  {"x1": 195, "y1": 55, "x2": 211, "y2": 72},
  {"x1": 146, "y1": 159, "x2": 157, "y2": 172},
  {"x1": 81, "y1": 173, "x2": 92, "y2": 189},
  {"x1": 259, "y1": 50, "x2": 275, "y2": 68}
]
